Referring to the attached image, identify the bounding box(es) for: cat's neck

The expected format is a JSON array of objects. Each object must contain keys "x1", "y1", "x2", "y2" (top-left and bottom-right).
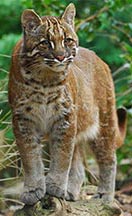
[{"x1": 20, "y1": 60, "x2": 69, "y2": 88}]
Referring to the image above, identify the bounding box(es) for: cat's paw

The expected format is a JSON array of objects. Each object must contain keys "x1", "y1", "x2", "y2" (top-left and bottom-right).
[
  {"x1": 46, "y1": 184, "x2": 65, "y2": 198},
  {"x1": 65, "y1": 166, "x2": 84, "y2": 201},
  {"x1": 21, "y1": 187, "x2": 45, "y2": 205},
  {"x1": 92, "y1": 192, "x2": 114, "y2": 203},
  {"x1": 65, "y1": 190, "x2": 80, "y2": 201},
  {"x1": 46, "y1": 174, "x2": 66, "y2": 199},
  {"x1": 21, "y1": 178, "x2": 46, "y2": 205},
  {"x1": 65, "y1": 180, "x2": 81, "y2": 201}
]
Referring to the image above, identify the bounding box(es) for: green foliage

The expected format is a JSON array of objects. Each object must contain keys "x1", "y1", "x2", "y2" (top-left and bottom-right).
[
  {"x1": 0, "y1": 34, "x2": 21, "y2": 71},
  {"x1": 0, "y1": 0, "x2": 132, "y2": 178},
  {"x1": 75, "y1": 0, "x2": 132, "y2": 108},
  {"x1": 0, "y1": 34, "x2": 21, "y2": 121},
  {"x1": 0, "y1": 0, "x2": 23, "y2": 37}
]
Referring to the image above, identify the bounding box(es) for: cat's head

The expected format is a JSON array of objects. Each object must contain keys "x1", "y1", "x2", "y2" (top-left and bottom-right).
[{"x1": 21, "y1": 3, "x2": 78, "y2": 72}]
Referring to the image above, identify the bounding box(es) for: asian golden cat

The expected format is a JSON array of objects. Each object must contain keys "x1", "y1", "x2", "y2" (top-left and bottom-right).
[{"x1": 8, "y1": 3, "x2": 127, "y2": 205}]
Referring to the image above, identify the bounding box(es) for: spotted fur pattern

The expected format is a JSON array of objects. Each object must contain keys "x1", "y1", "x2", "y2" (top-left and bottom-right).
[{"x1": 8, "y1": 4, "x2": 127, "y2": 205}]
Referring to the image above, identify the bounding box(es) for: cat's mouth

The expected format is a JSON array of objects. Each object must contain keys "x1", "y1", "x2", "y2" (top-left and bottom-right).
[{"x1": 43, "y1": 56, "x2": 73, "y2": 71}]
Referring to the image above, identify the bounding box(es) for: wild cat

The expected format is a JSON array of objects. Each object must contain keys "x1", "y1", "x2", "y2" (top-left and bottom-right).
[{"x1": 8, "y1": 3, "x2": 127, "y2": 205}]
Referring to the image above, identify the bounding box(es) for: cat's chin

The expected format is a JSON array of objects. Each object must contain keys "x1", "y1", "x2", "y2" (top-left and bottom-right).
[{"x1": 44, "y1": 63, "x2": 70, "y2": 72}]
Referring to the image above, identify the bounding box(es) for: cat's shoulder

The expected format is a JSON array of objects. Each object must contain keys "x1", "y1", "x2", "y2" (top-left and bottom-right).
[
  {"x1": 76, "y1": 46, "x2": 99, "y2": 63},
  {"x1": 76, "y1": 46, "x2": 109, "y2": 69}
]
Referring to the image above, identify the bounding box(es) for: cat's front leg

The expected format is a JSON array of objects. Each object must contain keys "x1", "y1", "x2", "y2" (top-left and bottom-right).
[
  {"x1": 46, "y1": 113, "x2": 76, "y2": 199},
  {"x1": 13, "y1": 114, "x2": 45, "y2": 205}
]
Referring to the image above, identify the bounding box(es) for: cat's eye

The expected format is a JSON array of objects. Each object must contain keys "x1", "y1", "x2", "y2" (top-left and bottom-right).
[
  {"x1": 64, "y1": 38, "x2": 74, "y2": 46},
  {"x1": 40, "y1": 40, "x2": 49, "y2": 46},
  {"x1": 38, "y1": 40, "x2": 51, "y2": 49}
]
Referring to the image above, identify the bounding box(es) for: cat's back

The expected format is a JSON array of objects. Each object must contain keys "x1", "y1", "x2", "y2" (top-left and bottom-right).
[
  {"x1": 74, "y1": 46, "x2": 110, "y2": 76},
  {"x1": 71, "y1": 46, "x2": 115, "y2": 113},
  {"x1": 73, "y1": 46, "x2": 113, "y2": 90}
]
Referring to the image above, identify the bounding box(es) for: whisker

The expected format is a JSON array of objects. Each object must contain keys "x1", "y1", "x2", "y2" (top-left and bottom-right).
[{"x1": 43, "y1": 58, "x2": 55, "y2": 62}]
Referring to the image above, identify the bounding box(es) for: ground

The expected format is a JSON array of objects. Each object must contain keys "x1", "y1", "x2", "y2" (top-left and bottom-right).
[{"x1": 0, "y1": 179, "x2": 132, "y2": 216}]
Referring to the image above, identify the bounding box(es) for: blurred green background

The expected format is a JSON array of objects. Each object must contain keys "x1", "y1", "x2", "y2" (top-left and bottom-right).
[{"x1": 0, "y1": 0, "x2": 132, "y2": 182}]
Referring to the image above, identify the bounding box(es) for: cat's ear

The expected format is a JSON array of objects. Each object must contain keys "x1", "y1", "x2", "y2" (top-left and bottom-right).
[
  {"x1": 61, "y1": 3, "x2": 76, "y2": 28},
  {"x1": 21, "y1": 9, "x2": 42, "y2": 33}
]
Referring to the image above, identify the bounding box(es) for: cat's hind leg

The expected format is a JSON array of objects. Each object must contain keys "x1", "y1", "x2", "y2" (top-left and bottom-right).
[
  {"x1": 90, "y1": 136, "x2": 116, "y2": 203},
  {"x1": 66, "y1": 146, "x2": 85, "y2": 201}
]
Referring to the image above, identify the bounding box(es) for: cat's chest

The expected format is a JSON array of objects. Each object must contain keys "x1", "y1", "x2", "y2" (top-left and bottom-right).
[{"x1": 16, "y1": 83, "x2": 73, "y2": 134}]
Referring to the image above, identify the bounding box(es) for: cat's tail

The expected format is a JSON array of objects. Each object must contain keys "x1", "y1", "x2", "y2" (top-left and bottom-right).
[{"x1": 116, "y1": 107, "x2": 127, "y2": 147}]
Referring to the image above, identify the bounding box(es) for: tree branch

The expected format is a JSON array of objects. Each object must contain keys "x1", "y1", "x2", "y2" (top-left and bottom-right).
[{"x1": 76, "y1": 6, "x2": 109, "y2": 32}]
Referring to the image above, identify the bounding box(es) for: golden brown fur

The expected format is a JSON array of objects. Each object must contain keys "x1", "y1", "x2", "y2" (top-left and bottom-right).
[{"x1": 8, "y1": 4, "x2": 127, "y2": 205}]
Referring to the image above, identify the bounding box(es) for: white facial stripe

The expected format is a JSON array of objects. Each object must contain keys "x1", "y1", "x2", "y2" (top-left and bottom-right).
[
  {"x1": 62, "y1": 40, "x2": 65, "y2": 48},
  {"x1": 40, "y1": 38, "x2": 46, "y2": 42},
  {"x1": 75, "y1": 47, "x2": 79, "y2": 54},
  {"x1": 50, "y1": 41, "x2": 55, "y2": 49},
  {"x1": 27, "y1": 48, "x2": 39, "y2": 57}
]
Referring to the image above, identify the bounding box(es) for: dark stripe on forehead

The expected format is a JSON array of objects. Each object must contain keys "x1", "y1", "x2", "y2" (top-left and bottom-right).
[
  {"x1": 45, "y1": 17, "x2": 51, "y2": 27},
  {"x1": 51, "y1": 17, "x2": 60, "y2": 24},
  {"x1": 50, "y1": 17, "x2": 61, "y2": 32},
  {"x1": 46, "y1": 17, "x2": 64, "y2": 38}
]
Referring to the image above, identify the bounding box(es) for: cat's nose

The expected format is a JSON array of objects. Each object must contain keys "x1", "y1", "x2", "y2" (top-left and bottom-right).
[{"x1": 56, "y1": 55, "x2": 65, "y2": 62}]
